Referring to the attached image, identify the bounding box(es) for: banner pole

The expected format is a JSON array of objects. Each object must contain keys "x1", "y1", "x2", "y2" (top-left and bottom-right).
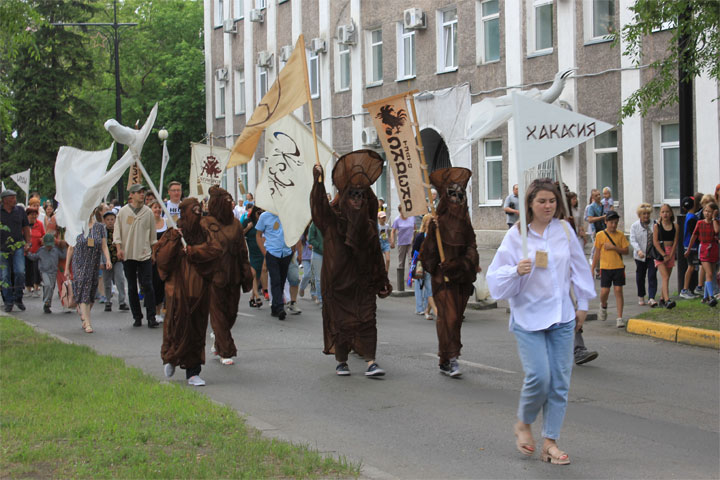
[{"x1": 407, "y1": 93, "x2": 448, "y2": 279}]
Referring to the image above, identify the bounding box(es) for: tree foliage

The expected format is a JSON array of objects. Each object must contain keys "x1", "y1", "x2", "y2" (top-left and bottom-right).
[{"x1": 613, "y1": 0, "x2": 720, "y2": 119}]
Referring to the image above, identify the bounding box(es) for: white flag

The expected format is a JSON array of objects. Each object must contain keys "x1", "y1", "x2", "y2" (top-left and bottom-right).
[
  {"x1": 189, "y1": 143, "x2": 231, "y2": 200},
  {"x1": 1, "y1": 181, "x2": 5, "y2": 191},
  {"x1": 255, "y1": 114, "x2": 334, "y2": 246},
  {"x1": 512, "y1": 93, "x2": 613, "y2": 172},
  {"x1": 159, "y1": 139, "x2": 170, "y2": 198},
  {"x1": 9, "y1": 169, "x2": 30, "y2": 199}
]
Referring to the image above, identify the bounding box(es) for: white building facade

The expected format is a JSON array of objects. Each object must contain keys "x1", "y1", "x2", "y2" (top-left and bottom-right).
[{"x1": 204, "y1": 0, "x2": 720, "y2": 231}]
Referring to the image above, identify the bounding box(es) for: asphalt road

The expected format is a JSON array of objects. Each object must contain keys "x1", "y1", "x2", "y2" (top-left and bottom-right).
[{"x1": 10, "y1": 247, "x2": 720, "y2": 479}]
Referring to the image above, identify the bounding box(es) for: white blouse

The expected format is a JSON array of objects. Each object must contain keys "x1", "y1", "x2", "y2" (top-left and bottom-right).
[{"x1": 486, "y1": 218, "x2": 596, "y2": 331}]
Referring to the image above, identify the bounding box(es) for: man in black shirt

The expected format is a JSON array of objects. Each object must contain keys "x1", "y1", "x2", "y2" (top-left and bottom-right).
[{"x1": 1, "y1": 189, "x2": 31, "y2": 312}]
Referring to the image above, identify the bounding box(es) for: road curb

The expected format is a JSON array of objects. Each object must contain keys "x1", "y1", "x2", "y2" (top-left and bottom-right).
[{"x1": 626, "y1": 318, "x2": 719, "y2": 349}]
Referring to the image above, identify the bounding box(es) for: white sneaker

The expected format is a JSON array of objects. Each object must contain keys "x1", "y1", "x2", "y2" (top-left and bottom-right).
[
  {"x1": 599, "y1": 307, "x2": 608, "y2": 321},
  {"x1": 287, "y1": 302, "x2": 302, "y2": 315},
  {"x1": 164, "y1": 363, "x2": 175, "y2": 377},
  {"x1": 187, "y1": 375, "x2": 206, "y2": 386},
  {"x1": 616, "y1": 317, "x2": 626, "y2": 328},
  {"x1": 220, "y1": 357, "x2": 234, "y2": 365}
]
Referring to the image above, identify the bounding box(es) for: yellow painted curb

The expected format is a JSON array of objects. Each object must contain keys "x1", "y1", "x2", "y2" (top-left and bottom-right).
[
  {"x1": 626, "y1": 319, "x2": 678, "y2": 342},
  {"x1": 677, "y1": 326, "x2": 720, "y2": 349}
]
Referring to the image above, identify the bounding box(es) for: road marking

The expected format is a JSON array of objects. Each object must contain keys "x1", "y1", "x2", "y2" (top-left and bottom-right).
[{"x1": 422, "y1": 353, "x2": 517, "y2": 374}]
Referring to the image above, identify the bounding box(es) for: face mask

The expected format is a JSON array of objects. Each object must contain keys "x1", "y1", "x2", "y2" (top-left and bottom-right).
[{"x1": 447, "y1": 184, "x2": 465, "y2": 204}]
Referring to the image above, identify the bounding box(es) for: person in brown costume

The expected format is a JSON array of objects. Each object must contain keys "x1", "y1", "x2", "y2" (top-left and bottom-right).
[
  {"x1": 419, "y1": 167, "x2": 479, "y2": 378},
  {"x1": 156, "y1": 198, "x2": 222, "y2": 386},
  {"x1": 203, "y1": 186, "x2": 254, "y2": 366},
  {"x1": 310, "y1": 150, "x2": 393, "y2": 377}
]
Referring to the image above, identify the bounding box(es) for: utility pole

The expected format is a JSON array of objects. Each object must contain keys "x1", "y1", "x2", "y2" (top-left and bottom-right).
[
  {"x1": 53, "y1": 0, "x2": 137, "y2": 204},
  {"x1": 676, "y1": 2, "x2": 695, "y2": 292}
]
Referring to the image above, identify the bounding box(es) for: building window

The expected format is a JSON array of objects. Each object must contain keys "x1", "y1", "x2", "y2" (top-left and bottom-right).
[
  {"x1": 396, "y1": 23, "x2": 416, "y2": 80},
  {"x1": 484, "y1": 139, "x2": 503, "y2": 202},
  {"x1": 479, "y1": 0, "x2": 500, "y2": 63},
  {"x1": 366, "y1": 29, "x2": 383, "y2": 85},
  {"x1": 215, "y1": 80, "x2": 226, "y2": 118},
  {"x1": 215, "y1": 0, "x2": 225, "y2": 27},
  {"x1": 437, "y1": 7, "x2": 458, "y2": 71},
  {"x1": 255, "y1": 0, "x2": 266, "y2": 9},
  {"x1": 258, "y1": 67, "x2": 268, "y2": 102},
  {"x1": 309, "y1": 51, "x2": 320, "y2": 98},
  {"x1": 337, "y1": 43, "x2": 350, "y2": 91},
  {"x1": 660, "y1": 123, "x2": 679, "y2": 202},
  {"x1": 594, "y1": 130, "x2": 618, "y2": 200},
  {"x1": 234, "y1": 68, "x2": 245, "y2": 115},
  {"x1": 592, "y1": 0, "x2": 614, "y2": 38},
  {"x1": 529, "y1": 0, "x2": 553, "y2": 53},
  {"x1": 238, "y1": 164, "x2": 248, "y2": 194},
  {"x1": 233, "y1": 0, "x2": 243, "y2": 20}
]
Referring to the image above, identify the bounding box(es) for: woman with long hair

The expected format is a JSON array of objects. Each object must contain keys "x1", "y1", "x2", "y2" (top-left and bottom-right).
[
  {"x1": 150, "y1": 200, "x2": 168, "y2": 317},
  {"x1": 24, "y1": 207, "x2": 45, "y2": 297},
  {"x1": 65, "y1": 206, "x2": 112, "y2": 333},
  {"x1": 652, "y1": 203, "x2": 679, "y2": 309},
  {"x1": 487, "y1": 179, "x2": 595, "y2": 465}
]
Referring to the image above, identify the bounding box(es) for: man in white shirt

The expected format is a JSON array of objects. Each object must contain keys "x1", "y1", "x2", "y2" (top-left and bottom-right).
[{"x1": 166, "y1": 181, "x2": 183, "y2": 222}]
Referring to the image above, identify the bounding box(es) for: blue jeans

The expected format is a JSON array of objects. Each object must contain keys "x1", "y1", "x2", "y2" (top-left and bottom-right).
[
  {"x1": 265, "y1": 252, "x2": 292, "y2": 314},
  {"x1": 1, "y1": 248, "x2": 26, "y2": 306},
  {"x1": 413, "y1": 272, "x2": 432, "y2": 313},
  {"x1": 311, "y1": 253, "x2": 322, "y2": 302},
  {"x1": 299, "y1": 259, "x2": 314, "y2": 295},
  {"x1": 512, "y1": 320, "x2": 575, "y2": 440}
]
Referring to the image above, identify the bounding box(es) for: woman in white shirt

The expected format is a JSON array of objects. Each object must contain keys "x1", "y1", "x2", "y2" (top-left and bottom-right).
[{"x1": 487, "y1": 179, "x2": 595, "y2": 465}]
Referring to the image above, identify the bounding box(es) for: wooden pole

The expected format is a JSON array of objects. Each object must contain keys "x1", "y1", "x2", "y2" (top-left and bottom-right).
[{"x1": 407, "y1": 93, "x2": 448, "y2": 279}]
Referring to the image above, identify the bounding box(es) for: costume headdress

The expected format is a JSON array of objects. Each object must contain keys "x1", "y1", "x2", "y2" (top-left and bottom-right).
[{"x1": 332, "y1": 149, "x2": 384, "y2": 192}]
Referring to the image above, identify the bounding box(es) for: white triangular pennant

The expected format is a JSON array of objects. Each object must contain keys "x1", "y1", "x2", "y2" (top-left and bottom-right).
[
  {"x1": 9, "y1": 169, "x2": 30, "y2": 198},
  {"x1": 512, "y1": 93, "x2": 613, "y2": 172}
]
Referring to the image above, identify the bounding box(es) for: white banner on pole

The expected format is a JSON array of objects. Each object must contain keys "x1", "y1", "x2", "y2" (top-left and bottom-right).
[
  {"x1": 189, "y1": 143, "x2": 231, "y2": 200},
  {"x1": 9, "y1": 169, "x2": 30, "y2": 199},
  {"x1": 511, "y1": 93, "x2": 613, "y2": 258},
  {"x1": 159, "y1": 139, "x2": 170, "y2": 199},
  {"x1": 255, "y1": 114, "x2": 334, "y2": 247}
]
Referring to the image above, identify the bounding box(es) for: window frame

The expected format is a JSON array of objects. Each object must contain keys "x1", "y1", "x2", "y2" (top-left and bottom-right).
[
  {"x1": 477, "y1": 0, "x2": 500, "y2": 64},
  {"x1": 527, "y1": 0, "x2": 553, "y2": 56},
  {"x1": 215, "y1": 0, "x2": 225, "y2": 27},
  {"x1": 233, "y1": 0, "x2": 244, "y2": 20},
  {"x1": 396, "y1": 23, "x2": 416, "y2": 81},
  {"x1": 257, "y1": 67, "x2": 268, "y2": 103},
  {"x1": 482, "y1": 139, "x2": 503, "y2": 205},
  {"x1": 593, "y1": 129, "x2": 618, "y2": 204},
  {"x1": 436, "y1": 7, "x2": 459, "y2": 73},
  {"x1": 659, "y1": 123, "x2": 680, "y2": 205},
  {"x1": 215, "y1": 79, "x2": 226, "y2": 119},
  {"x1": 365, "y1": 28, "x2": 383, "y2": 86},
  {"x1": 308, "y1": 50, "x2": 320, "y2": 99},
  {"x1": 255, "y1": 0, "x2": 266, "y2": 10},
  {"x1": 335, "y1": 41, "x2": 351, "y2": 92},
  {"x1": 582, "y1": 0, "x2": 614, "y2": 44},
  {"x1": 234, "y1": 68, "x2": 245, "y2": 115}
]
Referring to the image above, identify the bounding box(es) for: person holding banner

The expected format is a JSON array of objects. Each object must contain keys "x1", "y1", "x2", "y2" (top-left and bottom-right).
[
  {"x1": 487, "y1": 179, "x2": 595, "y2": 465},
  {"x1": 310, "y1": 151, "x2": 392, "y2": 377},
  {"x1": 156, "y1": 198, "x2": 222, "y2": 386},
  {"x1": 419, "y1": 168, "x2": 479, "y2": 377},
  {"x1": 203, "y1": 186, "x2": 253, "y2": 365}
]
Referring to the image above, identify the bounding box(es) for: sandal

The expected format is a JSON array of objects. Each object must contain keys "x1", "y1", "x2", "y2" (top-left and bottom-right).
[
  {"x1": 249, "y1": 298, "x2": 257, "y2": 308},
  {"x1": 541, "y1": 444, "x2": 570, "y2": 465},
  {"x1": 84, "y1": 324, "x2": 94, "y2": 334},
  {"x1": 513, "y1": 422, "x2": 535, "y2": 456},
  {"x1": 638, "y1": 298, "x2": 646, "y2": 306}
]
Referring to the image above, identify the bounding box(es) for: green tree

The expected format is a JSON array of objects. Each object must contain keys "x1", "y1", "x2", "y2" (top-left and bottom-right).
[
  {"x1": 613, "y1": 0, "x2": 720, "y2": 119},
  {"x1": 1, "y1": 0, "x2": 100, "y2": 198}
]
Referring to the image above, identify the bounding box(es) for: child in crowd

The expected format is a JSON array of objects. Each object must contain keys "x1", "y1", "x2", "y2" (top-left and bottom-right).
[
  {"x1": 680, "y1": 195, "x2": 702, "y2": 299},
  {"x1": 685, "y1": 202, "x2": 719, "y2": 307},
  {"x1": 601, "y1": 187, "x2": 614, "y2": 214},
  {"x1": 378, "y1": 211, "x2": 391, "y2": 274},
  {"x1": 591, "y1": 211, "x2": 629, "y2": 327},
  {"x1": 653, "y1": 203, "x2": 679, "y2": 309},
  {"x1": 26, "y1": 234, "x2": 66, "y2": 314}
]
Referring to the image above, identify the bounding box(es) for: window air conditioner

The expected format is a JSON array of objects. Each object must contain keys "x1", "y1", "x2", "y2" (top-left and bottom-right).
[
  {"x1": 223, "y1": 18, "x2": 237, "y2": 34},
  {"x1": 215, "y1": 67, "x2": 228, "y2": 82},
  {"x1": 337, "y1": 23, "x2": 356, "y2": 45},
  {"x1": 279, "y1": 45, "x2": 293, "y2": 62},
  {"x1": 249, "y1": 9, "x2": 264, "y2": 23},
  {"x1": 257, "y1": 51, "x2": 273, "y2": 68},
  {"x1": 403, "y1": 8, "x2": 426, "y2": 30},
  {"x1": 362, "y1": 127, "x2": 379, "y2": 146},
  {"x1": 311, "y1": 37, "x2": 327, "y2": 54}
]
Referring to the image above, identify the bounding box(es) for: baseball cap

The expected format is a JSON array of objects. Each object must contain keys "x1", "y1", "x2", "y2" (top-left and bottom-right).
[
  {"x1": 103, "y1": 210, "x2": 117, "y2": 218},
  {"x1": 681, "y1": 196, "x2": 695, "y2": 211},
  {"x1": 128, "y1": 184, "x2": 146, "y2": 193},
  {"x1": 43, "y1": 233, "x2": 55, "y2": 246},
  {"x1": 606, "y1": 211, "x2": 620, "y2": 221},
  {"x1": 378, "y1": 211, "x2": 387, "y2": 218}
]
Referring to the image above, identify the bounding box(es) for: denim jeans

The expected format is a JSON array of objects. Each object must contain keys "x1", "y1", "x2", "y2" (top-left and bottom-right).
[
  {"x1": 512, "y1": 320, "x2": 575, "y2": 440},
  {"x1": 311, "y1": 253, "x2": 322, "y2": 302},
  {"x1": 122, "y1": 259, "x2": 155, "y2": 322},
  {"x1": 1, "y1": 248, "x2": 26, "y2": 306},
  {"x1": 299, "y1": 259, "x2": 314, "y2": 295},
  {"x1": 265, "y1": 252, "x2": 292, "y2": 314},
  {"x1": 413, "y1": 272, "x2": 432, "y2": 313}
]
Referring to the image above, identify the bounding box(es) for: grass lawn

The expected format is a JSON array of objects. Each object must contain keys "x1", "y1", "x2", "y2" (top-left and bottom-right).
[
  {"x1": 0, "y1": 316, "x2": 359, "y2": 479},
  {"x1": 633, "y1": 299, "x2": 720, "y2": 331}
]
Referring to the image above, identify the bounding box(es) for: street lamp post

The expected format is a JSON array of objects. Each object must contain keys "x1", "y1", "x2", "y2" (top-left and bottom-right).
[{"x1": 53, "y1": 0, "x2": 137, "y2": 204}]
